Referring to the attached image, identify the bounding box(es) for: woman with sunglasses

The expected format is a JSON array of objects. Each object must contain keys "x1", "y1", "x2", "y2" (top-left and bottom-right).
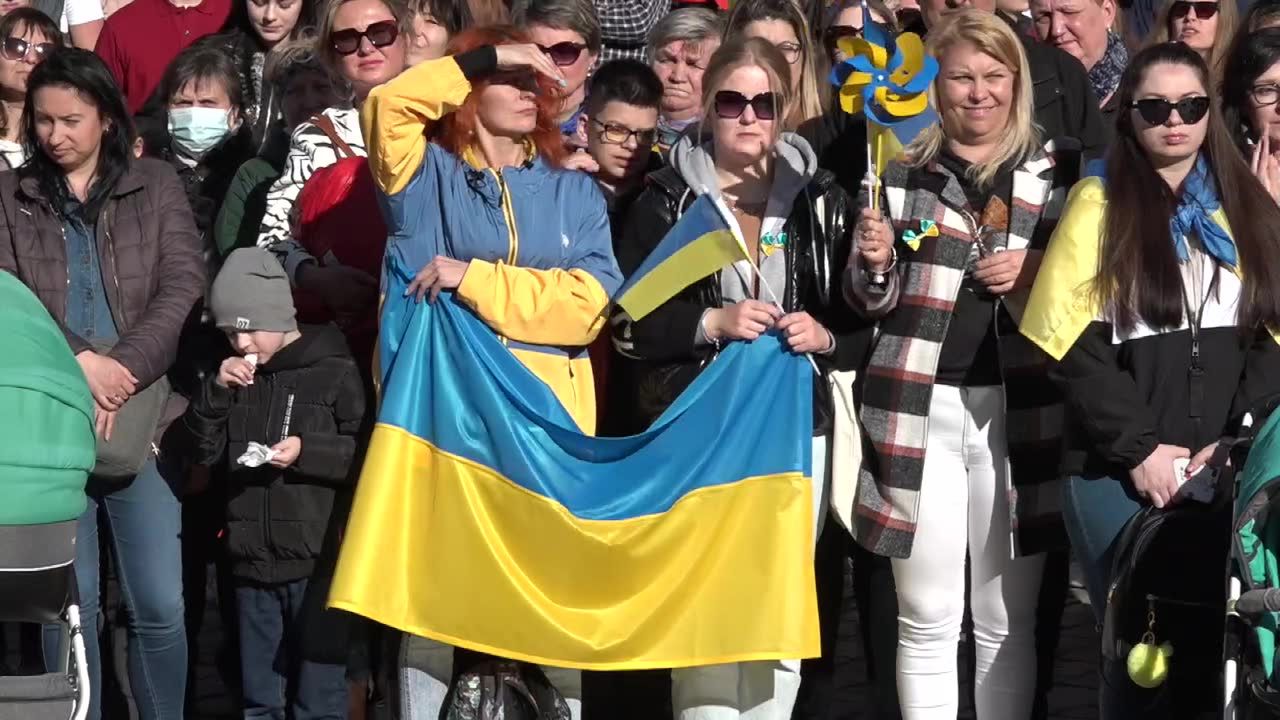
[
  {"x1": 723, "y1": 0, "x2": 826, "y2": 134},
  {"x1": 0, "y1": 8, "x2": 60, "y2": 169},
  {"x1": 352, "y1": 23, "x2": 620, "y2": 718},
  {"x1": 847, "y1": 10, "x2": 1079, "y2": 719},
  {"x1": 819, "y1": 0, "x2": 896, "y2": 67},
  {"x1": 1022, "y1": 41, "x2": 1280, "y2": 718},
  {"x1": 1148, "y1": 0, "x2": 1237, "y2": 76},
  {"x1": 616, "y1": 35, "x2": 865, "y2": 719},
  {"x1": 513, "y1": 0, "x2": 601, "y2": 150},
  {"x1": 1223, "y1": 28, "x2": 1280, "y2": 203},
  {"x1": 648, "y1": 6, "x2": 723, "y2": 151},
  {"x1": 1029, "y1": 0, "x2": 1127, "y2": 126},
  {"x1": 256, "y1": 0, "x2": 409, "y2": 322}
]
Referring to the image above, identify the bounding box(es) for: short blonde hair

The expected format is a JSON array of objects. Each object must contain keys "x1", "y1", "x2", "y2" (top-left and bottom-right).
[
  {"x1": 700, "y1": 36, "x2": 795, "y2": 139},
  {"x1": 315, "y1": 0, "x2": 412, "y2": 71},
  {"x1": 904, "y1": 9, "x2": 1041, "y2": 187},
  {"x1": 723, "y1": 0, "x2": 827, "y2": 132}
]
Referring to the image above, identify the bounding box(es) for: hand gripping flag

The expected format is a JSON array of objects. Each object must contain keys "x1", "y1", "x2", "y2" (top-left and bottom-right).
[
  {"x1": 329, "y1": 273, "x2": 822, "y2": 669},
  {"x1": 830, "y1": 5, "x2": 939, "y2": 205}
]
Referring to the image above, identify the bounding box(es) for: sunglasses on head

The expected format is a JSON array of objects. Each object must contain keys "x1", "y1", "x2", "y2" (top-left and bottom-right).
[
  {"x1": 537, "y1": 41, "x2": 586, "y2": 67},
  {"x1": 1131, "y1": 95, "x2": 1211, "y2": 125},
  {"x1": 1, "y1": 36, "x2": 54, "y2": 63},
  {"x1": 1169, "y1": 1, "x2": 1219, "y2": 20},
  {"x1": 330, "y1": 20, "x2": 398, "y2": 56},
  {"x1": 713, "y1": 90, "x2": 778, "y2": 121}
]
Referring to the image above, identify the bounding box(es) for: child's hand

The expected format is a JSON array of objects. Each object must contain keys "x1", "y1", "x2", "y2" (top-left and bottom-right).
[
  {"x1": 268, "y1": 437, "x2": 302, "y2": 468},
  {"x1": 217, "y1": 357, "x2": 256, "y2": 388}
]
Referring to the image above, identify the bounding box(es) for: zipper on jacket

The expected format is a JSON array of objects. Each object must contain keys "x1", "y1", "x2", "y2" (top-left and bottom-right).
[
  {"x1": 99, "y1": 205, "x2": 124, "y2": 324},
  {"x1": 491, "y1": 169, "x2": 520, "y2": 266},
  {"x1": 262, "y1": 378, "x2": 275, "y2": 555}
]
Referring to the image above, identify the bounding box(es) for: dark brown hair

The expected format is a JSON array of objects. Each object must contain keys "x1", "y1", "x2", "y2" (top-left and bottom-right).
[{"x1": 1098, "y1": 42, "x2": 1280, "y2": 333}]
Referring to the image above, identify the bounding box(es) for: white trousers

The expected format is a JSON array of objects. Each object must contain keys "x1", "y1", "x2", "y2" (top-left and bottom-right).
[
  {"x1": 398, "y1": 636, "x2": 583, "y2": 719},
  {"x1": 668, "y1": 435, "x2": 828, "y2": 720},
  {"x1": 891, "y1": 385, "x2": 1045, "y2": 720}
]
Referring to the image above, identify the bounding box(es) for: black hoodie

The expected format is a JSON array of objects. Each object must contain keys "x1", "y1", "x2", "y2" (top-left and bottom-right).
[{"x1": 185, "y1": 324, "x2": 368, "y2": 584}]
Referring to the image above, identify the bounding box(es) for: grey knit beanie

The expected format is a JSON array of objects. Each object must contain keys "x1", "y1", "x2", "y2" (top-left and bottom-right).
[{"x1": 210, "y1": 248, "x2": 297, "y2": 333}]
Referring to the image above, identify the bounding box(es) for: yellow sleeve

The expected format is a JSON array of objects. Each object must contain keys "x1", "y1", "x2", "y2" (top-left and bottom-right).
[
  {"x1": 1020, "y1": 177, "x2": 1107, "y2": 361},
  {"x1": 456, "y1": 261, "x2": 612, "y2": 347},
  {"x1": 360, "y1": 55, "x2": 473, "y2": 196}
]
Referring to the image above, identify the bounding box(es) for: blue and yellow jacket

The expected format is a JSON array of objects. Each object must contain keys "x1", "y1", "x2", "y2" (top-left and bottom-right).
[{"x1": 362, "y1": 52, "x2": 623, "y2": 433}]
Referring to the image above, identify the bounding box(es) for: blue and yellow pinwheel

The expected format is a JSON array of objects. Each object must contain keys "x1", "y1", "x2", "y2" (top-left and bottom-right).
[{"x1": 831, "y1": 17, "x2": 938, "y2": 126}]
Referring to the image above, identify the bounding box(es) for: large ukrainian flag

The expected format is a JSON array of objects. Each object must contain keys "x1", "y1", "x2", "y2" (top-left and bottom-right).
[{"x1": 329, "y1": 283, "x2": 820, "y2": 669}]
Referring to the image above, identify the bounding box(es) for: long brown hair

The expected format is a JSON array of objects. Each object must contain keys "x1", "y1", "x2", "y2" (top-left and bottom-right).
[
  {"x1": 432, "y1": 25, "x2": 569, "y2": 166},
  {"x1": 1147, "y1": 0, "x2": 1237, "y2": 80},
  {"x1": 1097, "y1": 42, "x2": 1280, "y2": 333}
]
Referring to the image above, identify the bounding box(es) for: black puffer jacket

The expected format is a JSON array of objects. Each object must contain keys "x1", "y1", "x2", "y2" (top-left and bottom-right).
[
  {"x1": 184, "y1": 324, "x2": 367, "y2": 584},
  {"x1": 612, "y1": 161, "x2": 872, "y2": 436}
]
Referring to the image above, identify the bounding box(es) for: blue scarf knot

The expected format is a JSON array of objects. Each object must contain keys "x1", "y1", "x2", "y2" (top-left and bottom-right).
[{"x1": 1171, "y1": 155, "x2": 1237, "y2": 268}]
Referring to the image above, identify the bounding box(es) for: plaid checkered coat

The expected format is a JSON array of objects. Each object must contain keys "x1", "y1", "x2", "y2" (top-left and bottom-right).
[{"x1": 850, "y1": 140, "x2": 1081, "y2": 559}]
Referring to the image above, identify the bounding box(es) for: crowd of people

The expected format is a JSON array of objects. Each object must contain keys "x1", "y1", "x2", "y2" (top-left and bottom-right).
[{"x1": 0, "y1": 0, "x2": 1278, "y2": 717}]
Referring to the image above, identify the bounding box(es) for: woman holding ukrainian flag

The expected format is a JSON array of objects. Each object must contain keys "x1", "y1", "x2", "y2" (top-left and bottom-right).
[{"x1": 345, "y1": 24, "x2": 622, "y2": 719}]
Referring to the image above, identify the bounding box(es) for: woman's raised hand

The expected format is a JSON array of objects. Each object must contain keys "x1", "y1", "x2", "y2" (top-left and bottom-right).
[
  {"x1": 856, "y1": 207, "x2": 894, "y2": 273},
  {"x1": 1251, "y1": 133, "x2": 1280, "y2": 204},
  {"x1": 493, "y1": 44, "x2": 567, "y2": 87}
]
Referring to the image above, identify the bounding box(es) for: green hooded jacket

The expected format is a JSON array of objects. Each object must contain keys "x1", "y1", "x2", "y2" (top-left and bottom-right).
[{"x1": 0, "y1": 271, "x2": 94, "y2": 524}]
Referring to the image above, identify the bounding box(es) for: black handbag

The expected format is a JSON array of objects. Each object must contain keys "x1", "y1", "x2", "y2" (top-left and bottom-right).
[{"x1": 442, "y1": 660, "x2": 571, "y2": 720}]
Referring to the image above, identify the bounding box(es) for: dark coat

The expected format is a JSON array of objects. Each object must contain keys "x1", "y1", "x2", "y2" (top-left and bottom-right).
[
  {"x1": 1018, "y1": 30, "x2": 1111, "y2": 160},
  {"x1": 184, "y1": 324, "x2": 367, "y2": 584},
  {"x1": 611, "y1": 166, "x2": 872, "y2": 436},
  {"x1": 0, "y1": 158, "x2": 205, "y2": 408}
]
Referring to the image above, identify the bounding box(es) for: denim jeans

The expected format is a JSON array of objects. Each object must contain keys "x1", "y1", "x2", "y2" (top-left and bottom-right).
[
  {"x1": 1060, "y1": 474, "x2": 1144, "y2": 623},
  {"x1": 43, "y1": 455, "x2": 188, "y2": 720},
  {"x1": 237, "y1": 578, "x2": 347, "y2": 720}
]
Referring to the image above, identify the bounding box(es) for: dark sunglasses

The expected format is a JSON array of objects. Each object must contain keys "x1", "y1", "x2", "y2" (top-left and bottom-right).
[
  {"x1": 1, "y1": 36, "x2": 55, "y2": 63},
  {"x1": 713, "y1": 90, "x2": 778, "y2": 121},
  {"x1": 824, "y1": 25, "x2": 863, "y2": 54},
  {"x1": 1169, "y1": 1, "x2": 1219, "y2": 19},
  {"x1": 537, "y1": 41, "x2": 586, "y2": 67},
  {"x1": 1131, "y1": 95, "x2": 1211, "y2": 125},
  {"x1": 330, "y1": 20, "x2": 398, "y2": 56},
  {"x1": 591, "y1": 119, "x2": 657, "y2": 147},
  {"x1": 491, "y1": 71, "x2": 540, "y2": 93}
]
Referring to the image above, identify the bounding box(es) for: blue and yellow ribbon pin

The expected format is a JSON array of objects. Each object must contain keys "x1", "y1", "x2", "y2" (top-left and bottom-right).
[
  {"x1": 761, "y1": 232, "x2": 787, "y2": 257},
  {"x1": 902, "y1": 219, "x2": 938, "y2": 251}
]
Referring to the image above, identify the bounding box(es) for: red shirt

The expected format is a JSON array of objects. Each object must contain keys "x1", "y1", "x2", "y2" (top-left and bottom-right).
[{"x1": 95, "y1": 0, "x2": 232, "y2": 115}]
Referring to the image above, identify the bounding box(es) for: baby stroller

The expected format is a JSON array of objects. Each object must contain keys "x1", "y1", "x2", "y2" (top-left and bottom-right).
[
  {"x1": 1226, "y1": 397, "x2": 1280, "y2": 720},
  {"x1": 0, "y1": 272, "x2": 97, "y2": 719}
]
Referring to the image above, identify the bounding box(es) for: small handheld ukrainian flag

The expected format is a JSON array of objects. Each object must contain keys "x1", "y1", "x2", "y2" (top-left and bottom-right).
[{"x1": 613, "y1": 194, "x2": 748, "y2": 321}]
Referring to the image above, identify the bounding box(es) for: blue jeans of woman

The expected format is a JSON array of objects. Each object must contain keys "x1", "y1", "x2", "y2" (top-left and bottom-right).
[
  {"x1": 1060, "y1": 474, "x2": 1144, "y2": 625},
  {"x1": 44, "y1": 455, "x2": 188, "y2": 720}
]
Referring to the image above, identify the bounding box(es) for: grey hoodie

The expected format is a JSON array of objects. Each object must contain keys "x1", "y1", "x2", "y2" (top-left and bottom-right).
[{"x1": 667, "y1": 131, "x2": 819, "y2": 317}]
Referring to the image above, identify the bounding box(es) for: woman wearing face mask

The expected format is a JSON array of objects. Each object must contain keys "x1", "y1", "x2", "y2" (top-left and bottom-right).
[
  {"x1": 617, "y1": 36, "x2": 868, "y2": 720},
  {"x1": 349, "y1": 23, "x2": 621, "y2": 720},
  {"x1": 848, "y1": 10, "x2": 1080, "y2": 719},
  {"x1": 1223, "y1": 28, "x2": 1280, "y2": 204},
  {"x1": 256, "y1": 0, "x2": 410, "y2": 327},
  {"x1": 1024, "y1": 41, "x2": 1280, "y2": 717},
  {"x1": 0, "y1": 8, "x2": 60, "y2": 169},
  {"x1": 0, "y1": 48, "x2": 204, "y2": 720},
  {"x1": 648, "y1": 7, "x2": 723, "y2": 151},
  {"x1": 1148, "y1": 0, "x2": 1236, "y2": 77},
  {"x1": 1030, "y1": 0, "x2": 1127, "y2": 127}
]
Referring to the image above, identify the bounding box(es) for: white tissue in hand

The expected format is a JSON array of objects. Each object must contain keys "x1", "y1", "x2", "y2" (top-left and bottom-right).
[
  {"x1": 245, "y1": 353, "x2": 258, "y2": 367},
  {"x1": 236, "y1": 442, "x2": 278, "y2": 468}
]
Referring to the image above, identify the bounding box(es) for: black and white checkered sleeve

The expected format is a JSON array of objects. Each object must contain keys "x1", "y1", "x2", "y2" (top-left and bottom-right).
[{"x1": 594, "y1": 0, "x2": 672, "y2": 64}]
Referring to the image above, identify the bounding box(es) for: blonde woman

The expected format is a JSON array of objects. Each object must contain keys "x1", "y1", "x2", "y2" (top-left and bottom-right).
[
  {"x1": 618, "y1": 35, "x2": 866, "y2": 720},
  {"x1": 845, "y1": 9, "x2": 1079, "y2": 719},
  {"x1": 1147, "y1": 0, "x2": 1236, "y2": 77},
  {"x1": 722, "y1": 0, "x2": 826, "y2": 133}
]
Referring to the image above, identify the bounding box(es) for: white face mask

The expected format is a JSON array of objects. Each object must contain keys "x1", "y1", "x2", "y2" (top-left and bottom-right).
[{"x1": 167, "y1": 107, "x2": 233, "y2": 158}]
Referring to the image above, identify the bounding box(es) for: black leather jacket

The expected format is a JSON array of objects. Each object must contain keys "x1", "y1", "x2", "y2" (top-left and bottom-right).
[{"x1": 611, "y1": 165, "x2": 872, "y2": 436}]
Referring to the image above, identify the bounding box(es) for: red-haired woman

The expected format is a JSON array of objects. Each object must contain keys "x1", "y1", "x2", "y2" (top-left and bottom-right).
[{"x1": 358, "y1": 25, "x2": 623, "y2": 718}]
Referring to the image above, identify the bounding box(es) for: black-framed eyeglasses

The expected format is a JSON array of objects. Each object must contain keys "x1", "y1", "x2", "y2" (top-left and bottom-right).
[
  {"x1": 773, "y1": 41, "x2": 802, "y2": 65},
  {"x1": 1130, "y1": 95, "x2": 1211, "y2": 125},
  {"x1": 1, "y1": 36, "x2": 54, "y2": 63},
  {"x1": 823, "y1": 25, "x2": 862, "y2": 55},
  {"x1": 537, "y1": 41, "x2": 587, "y2": 67},
  {"x1": 1169, "y1": 0, "x2": 1219, "y2": 20},
  {"x1": 1251, "y1": 83, "x2": 1280, "y2": 108},
  {"x1": 590, "y1": 119, "x2": 657, "y2": 147},
  {"x1": 330, "y1": 20, "x2": 398, "y2": 56},
  {"x1": 713, "y1": 90, "x2": 779, "y2": 121}
]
